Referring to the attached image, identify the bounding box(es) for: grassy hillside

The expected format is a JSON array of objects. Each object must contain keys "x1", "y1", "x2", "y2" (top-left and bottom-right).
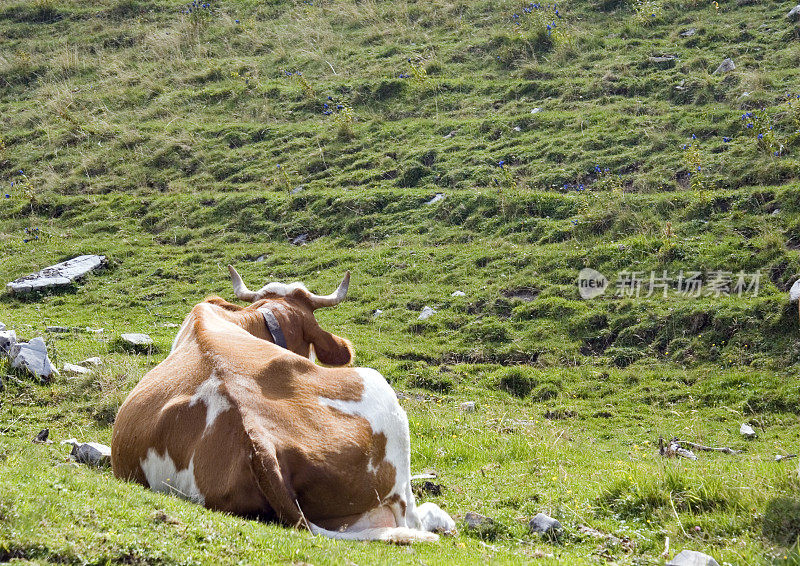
[{"x1": 1, "y1": 0, "x2": 800, "y2": 563}]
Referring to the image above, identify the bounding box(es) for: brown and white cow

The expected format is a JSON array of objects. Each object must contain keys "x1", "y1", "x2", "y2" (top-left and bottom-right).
[{"x1": 111, "y1": 266, "x2": 454, "y2": 543}]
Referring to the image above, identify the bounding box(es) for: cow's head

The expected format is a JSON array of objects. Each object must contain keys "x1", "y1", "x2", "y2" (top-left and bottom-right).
[{"x1": 219, "y1": 265, "x2": 354, "y2": 366}]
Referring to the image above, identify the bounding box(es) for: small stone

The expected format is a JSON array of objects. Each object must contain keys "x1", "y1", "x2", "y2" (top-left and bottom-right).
[
  {"x1": 79, "y1": 357, "x2": 103, "y2": 366},
  {"x1": 255, "y1": 255, "x2": 267, "y2": 262},
  {"x1": 121, "y1": 333, "x2": 153, "y2": 346},
  {"x1": 530, "y1": 107, "x2": 542, "y2": 114},
  {"x1": 791, "y1": 279, "x2": 800, "y2": 301},
  {"x1": 0, "y1": 322, "x2": 5, "y2": 331},
  {"x1": 451, "y1": 291, "x2": 466, "y2": 297},
  {"x1": 373, "y1": 309, "x2": 383, "y2": 317},
  {"x1": 418, "y1": 306, "x2": 436, "y2": 320},
  {"x1": 513, "y1": 125, "x2": 521, "y2": 132},
  {"x1": 443, "y1": 131, "x2": 456, "y2": 139},
  {"x1": 667, "y1": 549, "x2": 720, "y2": 566},
  {"x1": 63, "y1": 363, "x2": 91, "y2": 375},
  {"x1": 713, "y1": 58, "x2": 735, "y2": 74},
  {"x1": 9, "y1": 337, "x2": 57, "y2": 379},
  {"x1": 46, "y1": 326, "x2": 71, "y2": 333},
  {"x1": 680, "y1": 28, "x2": 697, "y2": 37},
  {"x1": 649, "y1": 55, "x2": 677, "y2": 68},
  {"x1": 740, "y1": 423, "x2": 757, "y2": 438},
  {"x1": 0, "y1": 329, "x2": 17, "y2": 354},
  {"x1": 787, "y1": 5, "x2": 800, "y2": 20},
  {"x1": 772, "y1": 208, "x2": 781, "y2": 215},
  {"x1": 425, "y1": 193, "x2": 445, "y2": 205},
  {"x1": 61, "y1": 439, "x2": 111, "y2": 467},
  {"x1": 529, "y1": 512, "x2": 563, "y2": 535},
  {"x1": 32, "y1": 429, "x2": 50, "y2": 444},
  {"x1": 459, "y1": 401, "x2": 477, "y2": 412},
  {"x1": 464, "y1": 511, "x2": 493, "y2": 529},
  {"x1": 291, "y1": 233, "x2": 309, "y2": 246},
  {"x1": 291, "y1": 185, "x2": 305, "y2": 194}
]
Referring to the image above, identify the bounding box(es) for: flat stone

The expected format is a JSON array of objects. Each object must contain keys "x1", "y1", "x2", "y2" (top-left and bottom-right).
[
  {"x1": 713, "y1": 58, "x2": 735, "y2": 74},
  {"x1": 6, "y1": 255, "x2": 106, "y2": 295},
  {"x1": 373, "y1": 309, "x2": 383, "y2": 317},
  {"x1": 418, "y1": 306, "x2": 436, "y2": 320},
  {"x1": 464, "y1": 511, "x2": 494, "y2": 529},
  {"x1": 788, "y1": 5, "x2": 800, "y2": 20},
  {"x1": 63, "y1": 363, "x2": 91, "y2": 375},
  {"x1": 529, "y1": 512, "x2": 563, "y2": 535},
  {"x1": 531, "y1": 107, "x2": 542, "y2": 114},
  {"x1": 740, "y1": 423, "x2": 757, "y2": 438},
  {"x1": 667, "y1": 549, "x2": 720, "y2": 566},
  {"x1": 79, "y1": 357, "x2": 103, "y2": 366},
  {"x1": 680, "y1": 28, "x2": 697, "y2": 37},
  {"x1": 451, "y1": 290, "x2": 466, "y2": 297},
  {"x1": 61, "y1": 439, "x2": 111, "y2": 467},
  {"x1": 459, "y1": 401, "x2": 477, "y2": 412},
  {"x1": 0, "y1": 329, "x2": 17, "y2": 354},
  {"x1": 9, "y1": 337, "x2": 57, "y2": 379},
  {"x1": 649, "y1": 55, "x2": 677, "y2": 68},
  {"x1": 291, "y1": 233, "x2": 309, "y2": 246},
  {"x1": 46, "y1": 326, "x2": 71, "y2": 333},
  {"x1": 425, "y1": 193, "x2": 445, "y2": 205},
  {"x1": 120, "y1": 333, "x2": 153, "y2": 346}
]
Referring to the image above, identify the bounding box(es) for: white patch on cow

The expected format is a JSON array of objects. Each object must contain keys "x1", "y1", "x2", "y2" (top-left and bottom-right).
[
  {"x1": 140, "y1": 448, "x2": 205, "y2": 505},
  {"x1": 790, "y1": 279, "x2": 800, "y2": 301},
  {"x1": 318, "y1": 367, "x2": 411, "y2": 489},
  {"x1": 189, "y1": 372, "x2": 231, "y2": 432},
  {"x1": 416, "y1": 502, "x2": 456, "y2": 534},
  {"x1": 308, "y1": 344, "x2": 317, "y2": 363},
  {"x1": 256, "y1": 282, "x2": 309, "y2": 297}
]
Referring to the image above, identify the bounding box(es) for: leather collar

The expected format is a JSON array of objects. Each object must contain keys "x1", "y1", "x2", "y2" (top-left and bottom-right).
[{"x1": 258, "y1": 308, "x2": 287, "y2": 349}]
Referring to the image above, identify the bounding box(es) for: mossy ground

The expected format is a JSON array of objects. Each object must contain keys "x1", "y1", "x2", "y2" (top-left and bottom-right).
[{"x1": 2, "y1": 0, "x2": 800, "y2": 563}]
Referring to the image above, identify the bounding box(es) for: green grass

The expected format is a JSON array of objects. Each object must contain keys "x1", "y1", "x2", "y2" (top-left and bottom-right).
[{"x1": 2, "y1": 0, "x2": 800, "y2": 563}]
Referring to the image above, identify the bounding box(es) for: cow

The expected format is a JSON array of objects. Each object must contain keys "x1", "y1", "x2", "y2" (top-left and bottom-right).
[{"x1": 111, "y1": 266, "x2": 455, "y2": 543}]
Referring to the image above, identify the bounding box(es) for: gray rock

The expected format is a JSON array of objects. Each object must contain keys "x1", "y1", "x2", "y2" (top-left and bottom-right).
[
  {"x1": 443, "y1": 131, "x2": 456, "y2": 139},
  {"x1": 451, "y1": 290, "x2": 466, "y2": 297},
  {"x1": 79, "y1": 357, "x2": 103, "y2": 366},
  {"x1": 0, "y1": 322, "x2": 5, "y2": 331},
  {"x1": 667, "y1": 549, "x2": 720, "y2": 566},
  {"x1": 61, "y1": 439, "x2": 111, "y2": 467},
  {"x1": 529, "y1": 512, "x2": 563, "y2": 535},
  {"x1": 46, "y1": 326, "x2": 71, "y2": 333},
  {"x1": 418, "y1": 306, "x2": 436, "y2": 320},
  {"x1": 740, "y1": 423, "x2": 757, "y2": 438},
  {"x1": 0, "y1": 329, "x2": 17, "y2": 354},
  {"x1": 373, "y1": 309, "x2": 383, "y2": 317},
  {"x1": 680, "y1": 28, "x2": 697, "y2": 37},
  {"x1": 713, "y1": 58, "x2": 735, "y2": 74},
  {"x1": 120, "y1": 333, "x2": 153, "y2": 347},
  {"x1": 6, "y1": 255, "x2": 106, "y2": 295},
  {"x1": 788, "y1": 4, "x2": 800, "y2": 20},
  {"x1": 531, "y1": 107, "x2": 542, "y2": 114},
  {"x1": 63, "y1": 363, "x2": 91, "y2": 375},
  {"x1": 291, "y1": 185, "x2": 305, "y2": 194},
  {"x1": 649, "y1": 55, "x2": 677, "y2": 68},
  {"x1": 425, "y1": 193, "x2": 445, "y2": 205},
  {"x1": 9, "y1": 337, "x2": 57, "y2": 379},
  {"x1": 291, "y1": 233, "x2": 309, "y2": 246},
  {"x1": 464, "y1": 511, "x2": 494, "y2": 529},
  {"x1": 513, "y1": 125, "x2": 522, "y2": 132},
  {"x1": 459, "y1": 401, "x2": 477, "y2": 412}
]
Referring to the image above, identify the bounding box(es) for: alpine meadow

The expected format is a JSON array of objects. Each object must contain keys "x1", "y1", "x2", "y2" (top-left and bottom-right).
[{"x1": 2, "y1": 0, "x2": 800, "y2": 563}]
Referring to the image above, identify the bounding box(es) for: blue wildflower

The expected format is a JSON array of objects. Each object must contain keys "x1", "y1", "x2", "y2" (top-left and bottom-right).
[
  {"x1": 235, "y1": 19, "x2": 239, "y2": 23},
  {"x1": 4, "y1": 194, "x2": 9, "y2": 198},
  {"x1": 758, "y1": 133, "x2": 763, "y2": 139},
  {"x1": 746, "y1": 123, "x2": 753, "y2": 128},
  {"x1": 498, "y1": 160, "x2": 505, "y2": 167},
  {"x1": 722, "y1": 137, "x2": 731, "y2": 142}
]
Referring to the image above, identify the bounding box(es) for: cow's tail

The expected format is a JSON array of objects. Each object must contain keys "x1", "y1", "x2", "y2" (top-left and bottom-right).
[{"x1": 308, "y1": 523, "x2": 439, "y2": 544}]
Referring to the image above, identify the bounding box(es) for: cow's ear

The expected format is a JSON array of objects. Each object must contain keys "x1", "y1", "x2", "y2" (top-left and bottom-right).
[
  {"x1": 304, "y1": 322, "x2": 353, "y2": 366},
  {"x1": 204, "y1": 296, "x2": 243, "y2": 311}
]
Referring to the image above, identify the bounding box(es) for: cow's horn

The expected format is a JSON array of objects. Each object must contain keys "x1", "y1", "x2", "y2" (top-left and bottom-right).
[
  {"x1": 228, "y1": 265, "x2": 258, "y2": 302},
  {"x1": 307, "y1": 271, "x2": 350, "y2": 309}
]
